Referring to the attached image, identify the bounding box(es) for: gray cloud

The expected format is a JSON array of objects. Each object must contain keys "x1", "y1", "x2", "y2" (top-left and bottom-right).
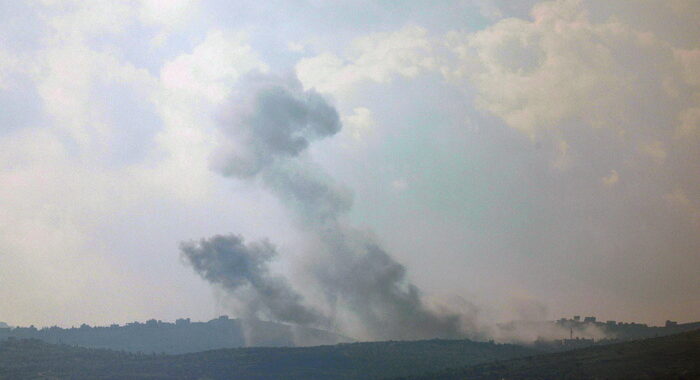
[
  {"x1": 211, "y1": 72, "x2": 341, "y2": 178},
  {"x1": 186, "y1": 72, "x2": 471, "y2": 340},
  {"x1": 265, "y1": 162, "x2": 467, "y2": 339},
  {"x1": 180, "y1": 234, "x2": 328, "y2": 327},
  {"x1": 311, "y1": 231, "x2": 465, "y2": 340}
]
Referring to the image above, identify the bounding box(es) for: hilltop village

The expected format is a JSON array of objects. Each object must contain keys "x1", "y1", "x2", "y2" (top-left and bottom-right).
[
  {"x1": 1, "y1": 315, "x2": 698, "y2": 354},
  {"x1": 531, "y1": 316, "x2": 700, "y2": 350},
  {"x1": 0, "y1": 316, "x2": 349, "y2": 354}
]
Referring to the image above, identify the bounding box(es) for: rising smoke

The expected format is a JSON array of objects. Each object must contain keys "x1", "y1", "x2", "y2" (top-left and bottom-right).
[
  {"x1": 210, "y1": 72, "x2": 341, "y2": 179},
  {"x1": 180, "y1": 234, "x2": 329, "y2": 327},
  {"x1": 182, "y1": 72, "x2": 469, "y2": 340}
]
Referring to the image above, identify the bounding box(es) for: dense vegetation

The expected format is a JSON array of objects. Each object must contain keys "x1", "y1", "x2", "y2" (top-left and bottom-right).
[
  {"x1": 2, "y1": 329, "x2": 697, "y2": 379},
  {"x1": 0, "y1": 338, "x2": 537, "y2": 379},
  {"x1": 400, "y1": 329, "x2": 700, "y2": 380}
]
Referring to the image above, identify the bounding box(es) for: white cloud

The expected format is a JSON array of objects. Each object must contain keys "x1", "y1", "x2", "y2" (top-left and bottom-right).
[
  {"x1": 153, "y1": 29, "x2": 267, "y2": 201},
  {"x1": 3, "y1": 0, "x2": 699, "y2": 329},
  {"x1": 342, "y1": 107, "x2": 375, "y2": 142},
  {"x1": 139, "y1": 0, "x2": 200, "y2": 29},
  {"x1": 139, "y1": 0, "x2": 201, "y2": 45},
  {"x1": 676, "y1": 107, "x2": 700, "y2": 139},
  {"x1": 638, "y1": 140, "x2": 667, "y2": 164},
  {"x1": 160, "y1": 30, "x2": 267, "y2": 103},
  {"x1": 0, "y1": 2, "x2": 267, "y2": 326},
  {"x1": 448, "y1": 0, "x2": 698, "y2": 171},
  {"x1": 552, "y1": 139, "x2": 570, "y2": 170},
  {"x1": 664, "y1": 187, "x2": 700, "y2": 225},
  {"x1": 0, "y1": 128, "x2": 152, "y2": 326},
  {"x1": 601, "y1": 169, "x2": 619, "y2": 187},
  {"x1": 287, "y1": 41, "x2": 306, "y2": 53},
  {"x1": 449, "y1": 1, "x2": 632, "y2": 139},
  {"x1": 675, "y1": 49, "x2": 700, "y2": 86},
  {"x1": 664, "y1": 186, "x2": 691, "y2": 207},
  {"x1": 39, "y1": 0, "x2": 200, "y2": 47},
  {"x1": 441, "y1": 0, "x2": 700, "y2": 322},
  {"x1": 0, "y1": 49, "x2": 19, "y2": 89},
  {"x1": 33, "y1": 41, "x2": 157, "y2": 150},
  {"x1": 296, "y1": 26, "x2": 438, "y2": 95},
  {"x1": 391, "y1": 178, "x2": 409, "y2": 192},
  {"x1": 0, "y1": 16, "x2": 164, "y2": 323},
  {"x1": 42, "y1": 0, "x2": 137, "y2": 39},
  {"x1": 475, "y1": 0, "x2": 504, "y2": 21}
]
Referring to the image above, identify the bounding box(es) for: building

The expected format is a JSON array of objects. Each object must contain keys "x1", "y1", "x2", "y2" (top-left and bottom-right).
[{"x1": 562, "y1": 337, "x2": 594, "y2": 347}]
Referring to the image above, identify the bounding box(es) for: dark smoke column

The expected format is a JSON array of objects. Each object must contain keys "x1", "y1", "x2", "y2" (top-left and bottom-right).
[
  {"x1": 180, "y1": 234, "x2": 328, "y2": 326},
  {"x1": 182, "y1": 72, "x2": 468, "y2": 340}
]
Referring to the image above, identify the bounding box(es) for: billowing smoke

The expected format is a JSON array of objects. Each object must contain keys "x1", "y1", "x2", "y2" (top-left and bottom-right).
[
  {"x1": 210, "y1": 72, "x2": 341, "y2": 178},
  {"x1": 180, "y1": 234, "x2": 329, "y2": 326},
  {"x1": 182, "y1": 72, "x2": 468, "y2": 340}
]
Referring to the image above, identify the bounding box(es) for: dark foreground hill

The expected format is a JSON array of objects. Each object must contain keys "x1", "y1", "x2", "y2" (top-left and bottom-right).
[
  {"x1": 400, "y1": 329, "x2": 700, "y2": 380},
  {"x1": 0, "y1": 338, "x2": 536, "y2": 379}
]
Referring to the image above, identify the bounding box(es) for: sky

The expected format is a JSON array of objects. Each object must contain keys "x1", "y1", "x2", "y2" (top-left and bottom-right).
[{"x1": 0, "y1": 0, "x2": 699, "y2": 335}]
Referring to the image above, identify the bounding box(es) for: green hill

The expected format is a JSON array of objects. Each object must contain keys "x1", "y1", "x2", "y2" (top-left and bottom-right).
[
  {"x1": 5, "y1": 329, "x2": 697, "y2": 379},
  {"x1": 401, "y1": 329, "x2": 700, "y2": 380},
  {"x1": 0, "y1": 338, "x2": 537, "y2": 379}
]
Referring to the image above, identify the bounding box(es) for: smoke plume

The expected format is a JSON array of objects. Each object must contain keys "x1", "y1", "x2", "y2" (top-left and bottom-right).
[
  {"x1": 210, "y1": 72, "x2": 341, "y2": 178},
  {"x1": 182, "y1": 72, "x2": 468, "y2": 340},
  {"x1": 180, "y1": 234, "x2": 328, "y2": 326}
]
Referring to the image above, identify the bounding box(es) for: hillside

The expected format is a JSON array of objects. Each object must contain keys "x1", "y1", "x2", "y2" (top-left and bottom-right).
[
  {"x1": 401, "y1": 329, "x2": 700, "y2": 380},
  {"x1": 0, "y1": 317, "x2": 350, "y2": 354},
  {"x1": 0, "y1": 338, "x2": 537, "y2": 379}
]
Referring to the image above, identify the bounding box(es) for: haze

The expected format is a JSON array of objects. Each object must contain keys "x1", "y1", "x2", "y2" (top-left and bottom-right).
[{"x1": 0, "y1": 0, "x2": 698, "y2": 337}]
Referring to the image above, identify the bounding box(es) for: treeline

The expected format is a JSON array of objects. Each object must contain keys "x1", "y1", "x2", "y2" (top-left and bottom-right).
[
  {"x1": 0, "y1": 337, "x2": 538, "y2": 379},
  {"x1": 0, "y1": 316, "x2": 347, "y2": 353},
  {"x1": 396, "y1": 329, "x2": 700, "y2": 380}
]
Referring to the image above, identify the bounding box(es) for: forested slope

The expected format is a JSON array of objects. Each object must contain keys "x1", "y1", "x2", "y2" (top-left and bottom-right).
[
  {"x1": 0, "y1": 337, "x2": 537, "y2": 379},
  {"x1": 400, "y1": 329, "x2": 700, "y2": 380}
]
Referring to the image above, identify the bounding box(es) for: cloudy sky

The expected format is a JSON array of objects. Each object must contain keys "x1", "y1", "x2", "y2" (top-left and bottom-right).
[{"x1": 1, "y1": 0, "x2": 698, "y2": 332}]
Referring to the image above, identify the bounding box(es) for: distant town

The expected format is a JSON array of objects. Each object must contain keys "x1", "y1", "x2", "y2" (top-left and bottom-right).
[
  {"x1": 533, "y1": 316, "x2": 700, "y2": 349},
  {"x1": 1, "y1": 315, "x2": 698, "y2": 354},
  {"x1": 0, "y1": 316, "x2": 350, "y2": 354}
]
